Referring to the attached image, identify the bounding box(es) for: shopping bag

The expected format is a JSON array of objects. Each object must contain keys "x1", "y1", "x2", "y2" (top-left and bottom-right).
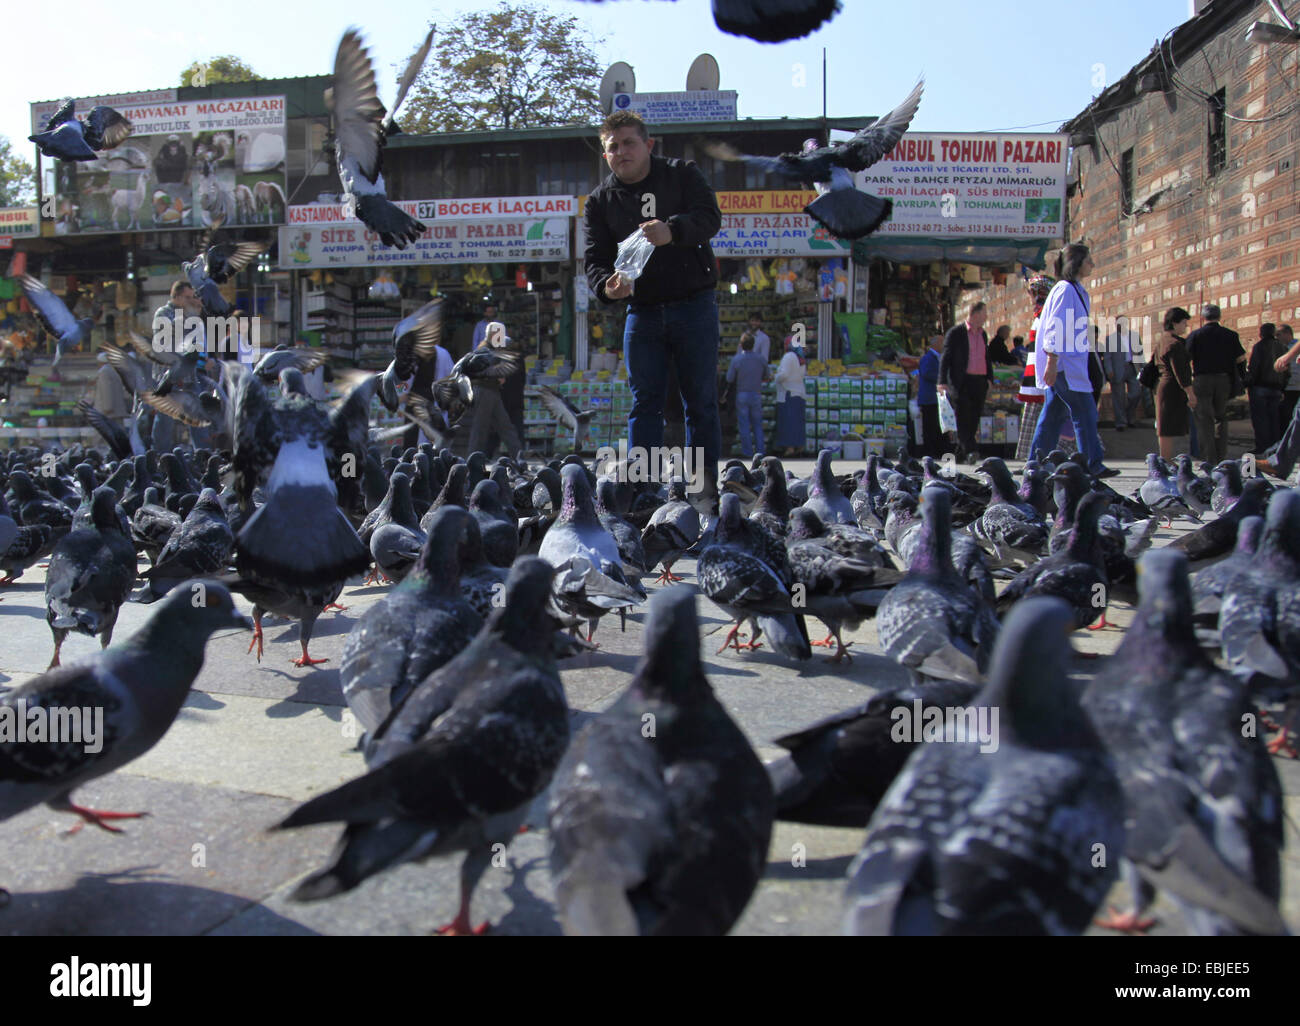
[
  {"x1": 937, "y1": 391, "x2": 957, "y2": 434},
  {"x1": 614, "y1": 228, "x2": 656, "y2": 281}
]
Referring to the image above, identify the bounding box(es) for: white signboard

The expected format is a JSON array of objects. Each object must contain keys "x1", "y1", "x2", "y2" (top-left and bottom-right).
[
  {"x1": 612, "y1": 91, "x2": 738, "y2": 124},
  {"x1": 858, "y1": 133, "x2": 1068, "y2": 237},
  {"x1": 711, "y1": 213, "x2": 852, "y2": 257}
]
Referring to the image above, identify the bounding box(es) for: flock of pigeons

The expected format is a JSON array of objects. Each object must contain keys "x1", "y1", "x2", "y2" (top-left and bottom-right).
[
  {"x1": 5, "y1": 14, "x2": 1298, "y2": 935},
  {"x1": 3, "y1": 369, "x2": 1298, "y2": 933}
]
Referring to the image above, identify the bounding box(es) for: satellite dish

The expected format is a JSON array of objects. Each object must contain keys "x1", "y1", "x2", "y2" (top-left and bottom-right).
[
  {"x1": 599, "y1": 62, "x2": 637, "y2": 113},
  {"x1": 686, "y1": 53, "x2": 720, "y2": 92}
]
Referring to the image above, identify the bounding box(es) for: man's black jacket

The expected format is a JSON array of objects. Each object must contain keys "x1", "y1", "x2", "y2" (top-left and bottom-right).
[
  {"x1": 584, "y1": 155, "x2": 721, "y2": 307},
  {"x1": 938, "y1": 324, "x2": 995, "y2": 391}
]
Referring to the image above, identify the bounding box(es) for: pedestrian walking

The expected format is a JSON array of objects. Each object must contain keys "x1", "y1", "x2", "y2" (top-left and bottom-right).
[
  {"x1": 471, "y1": 304, "x2": 498, "y2": 347},
  {"x1": 1102, "y1": 314, "x2": 1142, "y2": 431},
  {"x1": 916, "y1": 335, "x2": 944, "y2": 458},
  {"x1": 1257, "y1": 326, "x2": 1300, "y2": 480},
  {"x1": 1015, "y1": 275, "x2": 1054, "y2": 461},
  {"x1": 584, "y1": 108, "x2": 723, "y2": 506},
  {"x1": 1150, "y1": 307, "x2": 1197, "y2": 461},
  {"x1": 1028, "y1": 244, "x2": 1117, "y2": 476},
  {"x1": 1246, "y1": 323, "x2": 1287, "y2": 454},
  {"x1": 466, "y1": 322, "x2": 524, "y2": 458},
  {"x1": 773, "y1": 335, "x2": 807, "y2": 458},
  {"x1": 747, "y1": 313, "x2": 772, "y2": 364},
  {"x1": 726, "y1": 332, "x2": 769, "y2": 458},
  {"x1": 938, "y1": 300, "x2": 994, "y2": 463},
  {"x1": 1279, "y1": 324, "x2": 1300, "y2": 428},
  {"x1": 1185, "y1": 303, "x2": 1246, "y2": 464}
]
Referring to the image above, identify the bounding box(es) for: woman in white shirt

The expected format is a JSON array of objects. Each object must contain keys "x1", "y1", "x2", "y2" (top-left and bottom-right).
[{"x1": 773, "y1": 336, "x2": 807, "y2": 458}]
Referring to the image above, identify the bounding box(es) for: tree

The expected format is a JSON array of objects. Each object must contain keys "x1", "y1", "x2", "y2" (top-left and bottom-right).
[
  {"x1": 180, "y1": 56, "x2": 265, "y2": 87},
  {"x1": 0, "y1": 137, "x2": 36, "y2": 207},
  {"x1": 399, "y1": 3, "x2": 603, "y2": 134}
]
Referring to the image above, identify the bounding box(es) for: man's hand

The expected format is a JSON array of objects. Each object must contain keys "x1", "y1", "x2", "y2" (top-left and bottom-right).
[
  {"x1": 1187, "y1": 390, "x2": 1198, "y2": 411},
  {"x1": 1041, "y1": 366, "x2": 1058, "y2": 388},
  {"x1": 603, "y1": 272, "x2": 633, "y2": 300},
  {"x1": 640, "y1": 219, "x2": 672, "y2": 246},
  {"x1": 1276, "y1": 354, "x2": 1293, "y2": 374},
  {"x1": 936, "y1": 383, "x2": 948, "y2": 395}
]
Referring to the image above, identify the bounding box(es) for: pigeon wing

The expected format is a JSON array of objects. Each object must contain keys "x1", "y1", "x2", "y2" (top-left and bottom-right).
[
  {"x1": 331, "y1": 28, "x2": 387, "y2": 184},
  {"x1": 17, "y1": 275, "x2": 78, "y2": 338},
  {"x1": 834, "y1": 79, "x2": 924, "y2": 172}
]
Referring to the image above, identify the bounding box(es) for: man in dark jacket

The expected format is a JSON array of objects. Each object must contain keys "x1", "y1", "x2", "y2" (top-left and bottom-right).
[
  {"x1": 1186, "y1": 303, "x2": 1246, "y2": 463},
  {"x1": 937, "y1": 301, "x2": 993, "y2": 463},
  {"x1": 585, "y1": 110, "x2": 722, "y2": 507}
]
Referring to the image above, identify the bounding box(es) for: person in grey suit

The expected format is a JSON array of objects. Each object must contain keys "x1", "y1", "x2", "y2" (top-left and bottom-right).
[{"x1": 1102, "y1": 315, "x2": 1142, "y2": 431}]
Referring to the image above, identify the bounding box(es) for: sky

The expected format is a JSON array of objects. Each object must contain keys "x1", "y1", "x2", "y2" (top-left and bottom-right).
[{"x1": 5, "y1": 0, "x2": 1200, "y2": 172}]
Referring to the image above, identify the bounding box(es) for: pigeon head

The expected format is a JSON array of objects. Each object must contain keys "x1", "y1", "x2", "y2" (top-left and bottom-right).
[
  {"x1": 192, "y1": 487, "x2": 225, "y2": 518},
  {"x1": 811, "y1": 449, "x2": 836, "y2": 495},
  {"x1": 467, "y1": 451, "x2": 488, "y2": 488},
  {"x1": 533, "y1": 466, "x2": 562, "y2": 511},
  {"x1": 90, "y1": 486, "x2": 121, "y2": 532},
  {"x1": 1131, "y1": 549, "x2": 1197, "y2": 645},
  {"x1": 279, "y1": 367, "x2": 309, "y2": 396},
  {"x1": 1066, "y1": 490, "x2": 1109, "y2": 556},
  {"x1": 1212, "y1": 460, "x2": 1240, "y2": 488},
  {"x1": 74, "y1": 463, "x2": 96, "y2": 496},
  {"x1": 594, "y1": 478, "x2": 619, "y2": 516},
  {"x1": 754, "y1": 456, "x2": 790, "y2": 514},
  {"x1": 1234, "y1": 515, "x2": 1264, "y2": 555},
  {"x1": 1237, "y1": 477, "x2": 1271, "y2": 516},
  {"x1": 666, "y1": 478, "x2": 688, "y2": 502},
  {"x1": 138, "y1": 579, "x2": 254, "y2": 650},
  {"x1": 975, "y1": 457, "x2": 1016, "y2": 500},
  {"x1": 469, "y1": 478, "x2": 505, "y2": 516},
  {"x1": 787, "y1": 506, "x2": 826, "y2": 542},
  {"x1": 558, "y1": 464, "x2": 600, "y2": 525},
  {"x1": 714, "y1": 492, "x2": 746, "y2": 542},
  {"x1": 415, "y1": 505, "x2": 473, "y2": 587},
  {"x1": 489, "y1": 555, "x2": 558, "y2": 652},
  {"x1": 1145, "y1": 453, "x2": 1163, "y2": 477},
  {"x1": 7, "y1": 470, "x2": 36, "y2": 500},
  {"x1": 911, "y1": 485, "x2": 954, "y2": 575},
  {"x1": 634, "y1": 585, "x2": 710, "y2": 704},
  {"x1": 981, "y1": 596, "x2": 1088, "y2": 749},
  {"x1": 437, "y1": 463, "x2": 469, "y2": 507}
]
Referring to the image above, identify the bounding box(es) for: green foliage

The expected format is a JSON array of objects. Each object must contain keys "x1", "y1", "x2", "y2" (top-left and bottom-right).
[
  {"x1": 0, "y1": 136, "x2": 36, "y2": 207},
  {"x1": 181, "y1": 55, "x2": 265, "y2": 87}
]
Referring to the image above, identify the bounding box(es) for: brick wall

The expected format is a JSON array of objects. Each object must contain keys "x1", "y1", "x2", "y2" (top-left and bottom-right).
[{"x1": 967, "y1": 2, "x2": 1300, "y2": 360}]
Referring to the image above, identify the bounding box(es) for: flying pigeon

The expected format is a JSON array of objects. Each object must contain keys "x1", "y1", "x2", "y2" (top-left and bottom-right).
[
  {"x1": 326, "y1": 28, "x2": 429, "y2": 248},
  {"x1": 576, "y1": 0, "x2": 841, "y2": 44},
  {"x1": 15, "y1": 275, "x2": 92, "y2": 374},
  {"x1": 705, "y1": 79, "x2": 922, "y2": 239},
  {"x1": 547, "y1": 585, "x2": 774, "y2": 935},
  {"x1": 28, "y1": 99, "x2": 133, "y2": 161}
]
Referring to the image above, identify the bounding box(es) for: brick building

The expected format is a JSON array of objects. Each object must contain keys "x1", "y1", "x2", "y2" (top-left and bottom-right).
[{"x1": 967, "y1": 0, "x2": 1300, "y2": 360}]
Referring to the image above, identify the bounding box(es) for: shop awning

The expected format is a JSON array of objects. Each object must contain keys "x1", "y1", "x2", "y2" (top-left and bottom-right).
[{"x1": 851, "y1": 235, "x2": 1059, "y2": 267}]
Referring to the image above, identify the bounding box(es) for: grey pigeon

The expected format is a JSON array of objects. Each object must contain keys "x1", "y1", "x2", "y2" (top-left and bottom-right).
[
  {"x1": 1083, "y1": 549, "x2": 1288, "y2": 935},
  {"x1": 3, "y1": 582, "x2": 250, "y2": 834},
  {"x1": 876, "y1": 486, "x2": 999, "y2": 684},
  {"x1": 139, "y1": 488, "x2": 233, "y2": 601},
  {"x1": 801, "y1": 448, "x2": 856, "y2": 525},
  {"x1": 28, "y1": 99, "x2": 132, "y2": 161},
  {"x1": 547, "y1": 585, "x2": 774, "y2": 935},
  {"x1": 1136, "y1": 453, "x2": 1202, "y2": 524},
  {"x1": 340, "y1": 506, "x2": 482, "y2": 736},
  {"x1": 1191, "y1": 515, "x2": 1264, "y2": 626},
  {"x1": 276, "y1": 558, "x2": 568, "y2": 936},
  {"x1": 844, "y1": 597, "x2": 1124, "y2": 935},
  {"x1": 640, "y1": 478, "x2": 700, "y2": 584},
  {"x1": 1168, "y1": 477, "x2": 1271, "y2": 564},
  {"x1": 16, "y1": 275, "x2": 92, "y2": 374},
  {"x1": 1211, "y1": 459, "x2": 1245, "y2": 515},
  {"x1": 44, "y1": 488, "x2": 137, "y2": 669}
]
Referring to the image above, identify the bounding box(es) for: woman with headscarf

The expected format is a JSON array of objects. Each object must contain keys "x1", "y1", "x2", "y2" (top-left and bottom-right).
[{"x1": 773, "y1": 334, "x2": 807, "y2": 458}]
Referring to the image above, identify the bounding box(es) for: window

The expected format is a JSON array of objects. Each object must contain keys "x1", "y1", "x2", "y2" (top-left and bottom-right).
[
  {"x1": 1209, "y1": 88, "x2": 1227, "y2": 176},
  {"x1": 1120, "y1": 147, "x2": 1134, "y2": 215}
]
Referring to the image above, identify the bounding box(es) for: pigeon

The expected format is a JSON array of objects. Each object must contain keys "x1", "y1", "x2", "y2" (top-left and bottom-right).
[
  {"x1": 28, "y1": 99, "x2": 132, "y2": 161},
  {"x1": 275, "y1": 558, "x2": 569, "y2": 936},
  {"x1": 1, "y1": 582, "x2": 250, "y2": 835},
  {"x1": 326, "y1": 28, "x2": 429, "y2": 248},
  {"x1": 1, "y1": 522, "x2": 51, "y2": 586},
  {"x1": 44, "y1": 488, "x2": 138, "y2": 669},
  {"x1": 968, "y1": 457, "x2": 1048, "y2": 566},
  {"x1": 77, "y1": 399, "x2": 141, "y2": 462},
  {"x1": 1167, "y1": 477, "x2": 1271, "y2": 564},
  {"x1": 697, "y1": 493, "x2": 811, "y2": 659},
  {"x1": 876, "y1": 486, "x2": 999, "y2": 684},
  {"x1": 640, "y1": 478, "x2": 701, "y2": 585},
  {"x1": 138, "y1": 488, "x2": 233, "y2": 601},
  {"x1": 1083, "y1": 550, "x2": 1288, "y2": 936},
  {"x1": 467, "y1": 479, "x2": 519, "y2": 569},
  {"x1": 340, "y1": 506, "x2": 482, "y2": 737},
  {"x1": 539, "y1": 464, "x2": 645, "y2": 643},
  {"x1": 706, "y1": 79, "x2": 922, "y2": 239},
  {"x1": 767, "y1": 680, "x2": 980, "y2": 827},
  {"x1": 547, "y1": 585, "x2": 774, "y2": 935},
  {"x1": 15, "y1": 275, "x2": 92, "y2": 374},
  {"x1": 1191, "y1": 515, "x2": 1265, "y2": 626},
  {"x1": 844, "y1": 597, "x2": 1125, "y2": 935},
  {"x1": 1174, "y1": 454, "x2": 1213, "y2": 516},
  {"x1": 594, "y1": 478, "x2": 649, "y2": 581},
  {"x1": 797, "y1": 449, "x2": 856, "y2": 525},
  {"x1": 531, "y1": 384, "x2": 597, "y2": 452},
  {"x1": 1211, "y1": 459, "x2": 1245, "y2": 515},
  {"x1": 378, "y1": 298, "x2": 445, "y2": 412},
  {"x1": 129, "y1": 487, "x2": 180, "y2": 565},
  {"x1": 1136, "y1": 453, "x2": 1202, "y2": 524},
  {"x1": 183, "y1": 237, "x2": 264, "y2": 319},
  {"x1": 368, "y1": 475, "x2": 424, "y2": 584}
]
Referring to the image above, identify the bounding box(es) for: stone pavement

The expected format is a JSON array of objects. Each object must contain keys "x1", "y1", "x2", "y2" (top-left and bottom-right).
[{"x1": 1, "y1": 418, "x2": 1297, "y2": 936}]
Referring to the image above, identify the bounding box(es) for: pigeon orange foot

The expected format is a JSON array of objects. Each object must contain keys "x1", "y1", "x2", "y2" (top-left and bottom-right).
[
  {"x1": 247, "y1": 621, "x2": 265, "y2": 662},
  {"x1": 292, "y1": 643, "x2": 328, "y2": 668},
  {"x1": 826, "y1": 640, "x2": 854, "y2": 665},
  {"x1": 810, "y1": 633, "x2": 838, "y2": 648},
  {"x1": 323, "y1": 602, "x2": 347, "y2": 612},
  {"x1": 64, "y1": 804, "x2": 149, "y2": 835},
  {"x1": 1094, "y1": 907, "x2": 1156, "y2": 934},
  {"x1": 436, "y1": 900, "x2": 490, "y2": 936},
  {"x1": 654, "y1": 568, "x2": 685, "y2": 585},
  {"x1": 1266, "y1": 729, "x2": 1297, "y2": 758},
  {"x1": 1086, "y1": 612, "x2": 1115, "y2": 630}
]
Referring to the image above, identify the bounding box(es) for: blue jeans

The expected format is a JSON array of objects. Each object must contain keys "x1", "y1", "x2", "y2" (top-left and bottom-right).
[
  {"x1": 735, "y1": 391, "x2": 764, "y2": 457},
  {"x1": 1030, "y1": 378, "x2": 1104, "y2": 472},
  {"x1": 623, "y1": 289, "x2": 722, "y2": 477}
]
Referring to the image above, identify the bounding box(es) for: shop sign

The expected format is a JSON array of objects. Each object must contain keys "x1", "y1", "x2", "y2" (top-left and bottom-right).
[
  {"x1": 858, "y1": 132, "x2": 1068, "y2": 237},
  {"x1": 712, "y1": 212, "x2": 851, "y2": 257},
  {"x1": 0, "y1": 208, "x2": 39, "y2": 238},
  {"x1": 612, "y1": 91, "x2": 737, "y2": 123}
]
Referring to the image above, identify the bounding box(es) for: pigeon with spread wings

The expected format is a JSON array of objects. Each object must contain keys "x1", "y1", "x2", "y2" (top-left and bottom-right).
[
  {"x1": 29, "y1": 99, "x2": 133, "y2": 162},
  {"x1": 15, "y1": 275, "x2": 92, "y2": 375},
  {"x1": 378, "y1": 298, "x2": 444, "y2": 412},
  {"x1": 529, "y1": 384, "x2": 597, "y2": 452},
  {"x1": 705, "y1": 79, "x2": 923, "y2": 240},
  {"x1": 326, "y1": 27, "x2": 430, "y2": 249}
]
